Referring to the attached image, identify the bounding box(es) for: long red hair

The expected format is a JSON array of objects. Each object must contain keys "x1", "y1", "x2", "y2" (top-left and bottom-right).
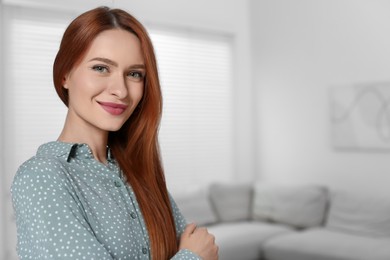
[{"x1": 53, "y1": 7, "x2": 177, "y2": 259}]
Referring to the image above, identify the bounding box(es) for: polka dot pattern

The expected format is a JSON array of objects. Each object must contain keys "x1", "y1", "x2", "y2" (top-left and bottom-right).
[{"x1": 11, "y1": 141, "x2": 201, "y2": 260}]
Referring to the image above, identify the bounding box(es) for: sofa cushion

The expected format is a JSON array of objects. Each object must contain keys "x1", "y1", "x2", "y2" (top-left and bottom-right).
[
  {"x1": 209, "y1": 182, "x2": 252, "y2": 222},
  {"x1": 252, "y1": 183, "x2": 328, "y2": 228},
  {"x1": 207, "y1": 222, "x2": 294, "y2": 260},
  {"x1": 263, "y1": 228, "x2": 390, "y2": 260},
  {"x1": 326, "y1": 189, "x2": 390, "y2": 237},
  {"x1": 174, "y1": 188, "x2": 217, "y2": 226}
]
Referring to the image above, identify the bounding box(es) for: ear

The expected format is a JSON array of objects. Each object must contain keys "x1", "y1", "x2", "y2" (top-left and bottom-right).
[{"x1": 62, "y1": 75, "x2": 69, "y2": 89}]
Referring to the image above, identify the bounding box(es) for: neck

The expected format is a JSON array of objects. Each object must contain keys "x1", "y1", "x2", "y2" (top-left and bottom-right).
[{"x1": 58, "y1": 110, "x2": 109, "y2": 164}]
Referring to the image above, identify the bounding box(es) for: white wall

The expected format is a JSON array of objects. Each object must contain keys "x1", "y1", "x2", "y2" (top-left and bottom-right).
[{"x1": 252, "y1": 0, "x2": 390, "y2": 194}]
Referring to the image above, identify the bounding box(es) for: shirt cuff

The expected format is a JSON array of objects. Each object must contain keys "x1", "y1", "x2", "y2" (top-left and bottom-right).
[{"x1": 171, "y1": 249, "x2": 202, "y2": 260}]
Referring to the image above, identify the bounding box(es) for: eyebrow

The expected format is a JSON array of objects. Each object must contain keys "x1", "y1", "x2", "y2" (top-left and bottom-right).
[{"x1": 88, "y1": 57, "x2": 145, "y2": 69}]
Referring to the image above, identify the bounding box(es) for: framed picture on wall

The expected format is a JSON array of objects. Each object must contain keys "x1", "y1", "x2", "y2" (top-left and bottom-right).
[{"x1": 329, "y1": 82, "x2": 390, "y2": 151}]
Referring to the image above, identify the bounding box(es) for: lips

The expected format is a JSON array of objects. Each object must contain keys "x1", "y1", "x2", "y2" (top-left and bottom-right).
[{"x1": 98, "y1": 101, "x2": 128, "y2": 116}]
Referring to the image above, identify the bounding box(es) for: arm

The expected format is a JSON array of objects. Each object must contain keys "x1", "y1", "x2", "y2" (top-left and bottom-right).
[
  {"x1": 11, "y1": 161, "x2": 114, "y2": 260},
  {"x1": 169, "y1": 194, "x2": 218, "y2": 260},
  {"x1": 171, "y1": 248, "x2": 202, "y2": 260}
]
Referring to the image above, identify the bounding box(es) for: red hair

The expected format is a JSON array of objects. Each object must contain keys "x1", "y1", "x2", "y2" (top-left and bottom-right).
[{"x1": 53, "y1": 7, "x2": 177, "y2": 259}]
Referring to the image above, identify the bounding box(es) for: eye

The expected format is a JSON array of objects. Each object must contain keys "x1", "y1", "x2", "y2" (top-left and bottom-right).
[
  {"x1": 128, "y1": 71, "x2": 145, "y2": 81},
  {"x1": 92, "y1": 65, "x2": 109, "y2": 73}
]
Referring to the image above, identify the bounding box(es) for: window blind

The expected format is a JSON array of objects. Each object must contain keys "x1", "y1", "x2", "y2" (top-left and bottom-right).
[
  {"x1": 4, "y1": 9, "x2": 70, "y2": 170},
  {"x1": 148, "y1": 29, "x2": 234, "y2": 193}
]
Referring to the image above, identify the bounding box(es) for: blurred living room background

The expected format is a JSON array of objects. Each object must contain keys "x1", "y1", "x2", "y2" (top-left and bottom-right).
[{"x1": 1, "y1": 0, "x2": 390, "y2": 259}]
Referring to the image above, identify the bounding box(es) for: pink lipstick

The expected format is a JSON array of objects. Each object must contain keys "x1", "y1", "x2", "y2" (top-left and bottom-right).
[{"x1": 98, "y1": 101, "x2": 128, "y2": 115}]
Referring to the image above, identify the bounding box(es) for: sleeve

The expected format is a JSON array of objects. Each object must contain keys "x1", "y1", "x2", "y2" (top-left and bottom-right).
[
  {"x1": 11, "y1": 160, "x2": 114, "y2": 260},
  {"x1": 169, "y1": 193, "x2": 188, "y2": 238},
  {"x1": 171, "y1": 249, "x2": 202, "y2": 260},
  {"x1": 168, "y1": 194, "x2": 202, "y2": 260}
]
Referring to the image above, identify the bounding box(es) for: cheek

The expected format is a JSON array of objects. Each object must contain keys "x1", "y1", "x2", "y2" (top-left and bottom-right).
[
  {"x1": 132, "y1": 84, "x2": 144, "y2": 104},
  {"x1": 70, "y1": 76, "x2": 105, "y2": 98}
]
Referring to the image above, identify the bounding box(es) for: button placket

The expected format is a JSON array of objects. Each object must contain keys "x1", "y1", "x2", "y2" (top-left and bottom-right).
[{"x1": 118, "y1": 180, "x2": 151, "y2": 253}]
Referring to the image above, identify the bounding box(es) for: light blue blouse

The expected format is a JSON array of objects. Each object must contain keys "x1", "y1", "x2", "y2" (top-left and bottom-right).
[{"x1": 11, "y1": 141, "x2": 200, "y2": 260}]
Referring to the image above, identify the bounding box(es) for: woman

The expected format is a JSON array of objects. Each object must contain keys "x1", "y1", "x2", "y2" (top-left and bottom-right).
[{"x1": 11, "y1": 6, "x2": 218, "y2": 260}]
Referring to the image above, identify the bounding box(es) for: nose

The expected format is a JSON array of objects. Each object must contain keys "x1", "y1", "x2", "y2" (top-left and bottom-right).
[{"x1": 109, "y1": 74, "x2": 128, "y2": 99}]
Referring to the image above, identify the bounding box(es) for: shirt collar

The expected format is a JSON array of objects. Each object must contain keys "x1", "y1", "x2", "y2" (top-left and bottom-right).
[{"x1": 36, "y1": 141, "x2": 115, "y2": 162}]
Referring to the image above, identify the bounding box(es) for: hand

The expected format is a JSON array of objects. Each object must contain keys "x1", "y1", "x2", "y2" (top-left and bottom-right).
[{"x1": 179, "y1": 223, "x2": 219, "y2": 260}]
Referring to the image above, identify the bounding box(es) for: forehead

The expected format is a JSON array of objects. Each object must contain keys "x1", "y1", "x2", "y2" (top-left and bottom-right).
[{"x1": 82, "y1": 29, "x2": 144, "y2": 64}]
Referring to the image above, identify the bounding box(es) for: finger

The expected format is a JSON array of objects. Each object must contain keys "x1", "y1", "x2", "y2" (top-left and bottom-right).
[
  {"x1": 215, "y1": 245, "x2": 220, "y2": 260},
  {"x1": 182, "y1": 223, "x2": 197, "y2": 237},
  {"x1": 194, "y1": 227, "x2": 207, "y2": 234},
  {"x1": 209, "y1": 234, "x2": 216, "y2": 244}
]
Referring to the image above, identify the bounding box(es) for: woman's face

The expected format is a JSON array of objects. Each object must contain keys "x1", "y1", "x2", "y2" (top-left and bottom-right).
[{"x1": 63, "y1": 29, "x2": 145, "y2": 133}]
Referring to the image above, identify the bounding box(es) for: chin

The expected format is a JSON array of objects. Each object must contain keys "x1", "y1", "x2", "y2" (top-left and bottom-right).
[
  {"x1": 96, "y1": 115, "x2": 130, "y2": 132},
  {"x1": 105, "y1": 125, "x2": 125, "y2": 132},
  {"x1": 99, "y1": 121, "x2": 127, "y2": 132}
]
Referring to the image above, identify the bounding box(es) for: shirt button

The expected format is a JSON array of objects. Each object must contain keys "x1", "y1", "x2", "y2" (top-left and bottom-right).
[
  {"x1": 142, "y1": 247, "x2": 148, "y2": 254},
  {"x1": 130, "y1": 212, "x2": 137, "y2": 219},
  {"x1": 114, "y1": 180, "x2": 122, "y2": 187}
]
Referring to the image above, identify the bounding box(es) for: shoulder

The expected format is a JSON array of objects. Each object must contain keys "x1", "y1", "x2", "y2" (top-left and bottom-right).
[
  {"x1": 11, "y1": 143, "x2": 71, "y2": 200},
  {"x1": 15, "y1": 154, "x2": 65, "y2": 178},
  {"x1": 13, "y1": 141, "x2": 74, "y2": 183},
  {"x1": 11, "y1": 155, "x2": 78, "y2": 221}
]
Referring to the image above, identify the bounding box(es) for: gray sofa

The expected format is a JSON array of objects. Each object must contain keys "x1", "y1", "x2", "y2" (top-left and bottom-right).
[{"x1": 174, "y1": 182, "x2": 390, "y2": 260}]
